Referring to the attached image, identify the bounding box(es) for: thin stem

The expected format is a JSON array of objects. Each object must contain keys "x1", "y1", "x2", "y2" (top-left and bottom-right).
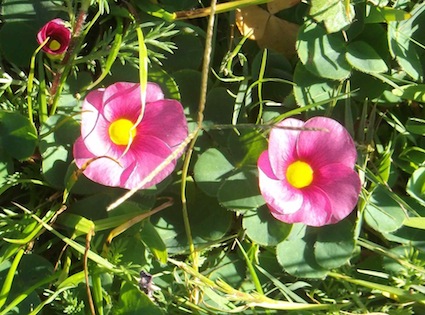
[
  {"x1": 37, "y1": 54, "x2": 48, "y2": 125},
  {"x1": 180, "y1": 0, "x2": 217, "y2": 303},
  {"x1": 27, "y1": 38, "x2": 49, "y2": 125}
]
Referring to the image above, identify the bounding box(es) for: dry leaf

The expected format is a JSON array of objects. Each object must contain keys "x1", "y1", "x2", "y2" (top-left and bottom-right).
[
  {"x1": 268, "y1": 0, "x2": 301, "y2": 15},
  {"x1": 235, "y1": 3, "x2": 299, "y2": 58}
]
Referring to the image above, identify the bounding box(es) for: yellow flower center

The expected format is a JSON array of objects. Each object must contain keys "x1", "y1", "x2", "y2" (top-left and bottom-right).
[
  {"x1": 108, "y1": 119, "x2": 136, "y2": 146},
  {"x1": 49, "y1": 39, "x2": 61, "y2": 51},
  {"x1": 286, "y1": 161, "x2": 314, "y2": 189}
]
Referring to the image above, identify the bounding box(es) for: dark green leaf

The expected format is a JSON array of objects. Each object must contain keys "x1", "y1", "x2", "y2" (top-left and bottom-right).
[
  {"x1": 364, "y1": 186, "x2": 406, "y2": 233},
  {"x1": 346, "y1": 41, "x2": 389, "y2": 74},
  {"x1": 0, "y1": 110, "x2": 37, "y2": 160},
  {"x1": 297, "y1": 21, "x2": 351, "y2": 80},
  {"x1": 314, "y1": 220, "x2": 355, "y2": 269},
  {"x1": 243, "y1": 205, "x2": 292, "y2": 246},
  {"x1": 218, "y1": 167, "x2": 265, "y2": 211}
]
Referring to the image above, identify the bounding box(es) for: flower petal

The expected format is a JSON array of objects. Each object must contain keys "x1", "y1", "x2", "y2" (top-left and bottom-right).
[
  {"x1": 297, "y1": 117, "x2": 357, "y2": 169},
  {"x1": 145, "y1": 82, "x2": 165, "y2": 103},
  {"x1": 73, "y1": 137, "x2": 124, "y2": 187},
  {"x1": 37, "y1": 19, "x2": 71, "y2": 54},
  {"x1": 270, "y1": 186, "x2": 333, "y2": 226},
  {"x1": 80, "y1": 89, "x2": 114, "y2": 157},
  {"x1": 102, "y1": 82, "x2": 141, "y2": 121},
  {"x1": 119, "y1": 136, "x2": 176, "y2": 189},
  {"x1": 315, "y1": 163, "x2": 361, "y2": 223},
  {"x1": 258, "y1": 151, "x2": 303, "y2": 214},
  {"x1": 268, "y1": 118, "x2": 304, "y2": 179},
  {"x1": 139, "y1": 99, "x2": 188, "y2": 151}
]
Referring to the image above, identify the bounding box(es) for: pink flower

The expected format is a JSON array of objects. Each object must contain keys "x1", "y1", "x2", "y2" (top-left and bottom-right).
[
  {"x1": 37, "y1": 19, "x2": 71, "y2": 55},
  {"x1": 73, "y1": 82, "x2": 188, "y2": 189},
  {"x1": 257, "y1": 117, "x2": 361, "y2": 227}
]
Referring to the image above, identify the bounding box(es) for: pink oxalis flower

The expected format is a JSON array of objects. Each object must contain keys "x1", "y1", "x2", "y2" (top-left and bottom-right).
[
  {"x1": 257, "y1": 117, "x2": 361, "y2": 227},
  {"x1": 37, "y1": 19, "x2": 71, "y2": 55},
  {"x1": 73, "y1": 82, "x2": 188, "y2": 190}
]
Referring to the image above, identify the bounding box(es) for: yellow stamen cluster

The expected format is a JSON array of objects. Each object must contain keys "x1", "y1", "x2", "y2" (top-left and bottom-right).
[
  {"x1": 108, "y1": 119, "x2": 136, "y2": 146},
  {"x1": 49, "y1": 39, "x2": 61, "y2": 51},
  {"x1": 286, "y1": 161, "x2": 314, "y2": 189}
]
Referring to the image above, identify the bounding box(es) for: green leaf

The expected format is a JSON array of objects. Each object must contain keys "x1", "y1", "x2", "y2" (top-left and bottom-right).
[
  {"x1": 0, "y1": 147, "x2": 14, "y2": 186},
  {"x1": 207, "y1": 252, "x2": 246, "y2": 288},
  {"x1": 243, "y1": 206, "x2": 292, "y2": 246},
  {"x1": 407, "y1": 167, "x2": 425, "y2": 206},
  {"x1": 314, "y1": 220, "x2": 355, "y2": 269},
  {"x1": 293, "y1": 62, "x2": 340, "y2": 107},
  {"x1": 310, "y1": 0, "x2": 355, "y2": 33},
  {"x1": 388, "y1": 3, "x2": 425, "y2": 81},
  {"x1": 204, "y1": 87, "x2": 235, "y2": 124},
  {"x1": 277, "y1": 237, "x2": 327, "y2": 278},
  {"x1": 403, "y1": 217, "x2": 425, "y2": 230},
  {"x1": 364, "y1": 186, "x2": 406, "y2": 233},
  {"x1": 172, "y1": 70, "x2": 211, "y2": 118},
  {"x1": 113, "y1": 282, "x2": 164, "y2": 315},
  {"x1": 140, "y1": 221, "x2": 168, "y2": 264},
  {"x1": 392, "y1": 84, "x2": 425, "y2": 103},
  {"x1": 161, "y1": 29, "x2": 204, "y2": 71},
  {"x1": 39, "y1": 115, "x2": 80, "y2": 188},
  {"x1": 297, "y1": 21, "x2": 351, "y2": 80},
  {"x1": 399, "y1": 146, "x2": 425, "y2": 173},
  {"x1": 365, "y1": 6, "x2": 411, "y2": 23},
  {"x1": 0, "y1": 110, "x2": 37, "y2": 160},
  {"x1": 193, "y1": 148, "x2": 235, "y2": 197},
  {"x1": 346, "y1": 41, "x2": 389, "y2": 74},
  {"x1": 151, "y1": 182, "x2": 233, "y2": 254},
  {"x1": 404, "y1": 119, "x2": 424, "y2": 136},
  {"x1": 227, "y1": 130, "x2": 268, "y2": 168},
  {"x1": 218, "y1": 167, "x2": 265, "y2": 211}
]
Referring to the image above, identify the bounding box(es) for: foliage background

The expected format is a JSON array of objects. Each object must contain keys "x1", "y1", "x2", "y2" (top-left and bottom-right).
[{"x1": 0, "y1": 0, "x2": 425, "y2": 314}]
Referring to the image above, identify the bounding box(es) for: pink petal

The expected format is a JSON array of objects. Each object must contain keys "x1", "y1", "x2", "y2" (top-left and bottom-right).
[
  {"x1": 102, "y1": 82, "x2": 141, "y2": 121},
  {"x1": 139, "y1": 99, "x2": 188, "y2": 151},
  {"x1": 297, "y1": 117, "x2": 357, "y2": 169},
  {"x1": 73, "y1": 137, "x2": 124, "y2": 187},
  {"x1": 119, "y1": 136, "x2": 177, "y2": 189},
  {"x1": 258, "y1": 151, "x2": 303, "y2": 214},
  {"x1": 268, "y1": 118, "x2": 304, "y2": 179},
  {"x1": 270, "y1": 186, "x2": 333, "y2": 226},
  {"x1": 145, "y1": 82, "x2": 165, "y2": 103},
  {"x1": 315, "y1": 163, "x2": 361, "y2": 223},
  {"x1": 37, "y1": 19, "x2": 71, "y2": 54},
  {"x1": 80, "y1": 91, "x2": 114, "y2": 157}
]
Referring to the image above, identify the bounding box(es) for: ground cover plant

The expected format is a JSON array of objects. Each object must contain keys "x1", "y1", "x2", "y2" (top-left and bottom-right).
[{"x1": 1, "y1": 0, "x2": 425, "y2": 314}]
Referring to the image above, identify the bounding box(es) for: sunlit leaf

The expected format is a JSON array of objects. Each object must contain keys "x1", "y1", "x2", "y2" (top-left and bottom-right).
[{"x1": 310, "y1": 0, "x2": 355, "y2": 33}]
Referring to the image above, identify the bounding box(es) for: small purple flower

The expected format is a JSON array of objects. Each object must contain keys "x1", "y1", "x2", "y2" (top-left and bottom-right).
[{"x1": 37, "y1": 19, "x2": 71, "y2": 55}]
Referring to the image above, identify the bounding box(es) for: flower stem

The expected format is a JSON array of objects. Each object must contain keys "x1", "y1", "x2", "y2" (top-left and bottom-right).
[
  {"x1": 180, "y1": 0, "x2": 217, "y2": 303},
  {"x1": 37, "y1": 54, "x2": 48, "y2": 125},
  {"x1": 27, "y1": 37, "x2": 49, "y2": 125}
]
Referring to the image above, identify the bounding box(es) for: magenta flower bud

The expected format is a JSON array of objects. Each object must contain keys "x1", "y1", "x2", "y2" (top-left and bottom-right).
[
  {"x1": 37, "y1": 19, "x2": 71, "y2": 55},
  {"x1": 257, "y1": 117, "x2": 361, "y2": 227},
  {"x1": 73, "y1": 82, "x2": 188, "y2": 190}
]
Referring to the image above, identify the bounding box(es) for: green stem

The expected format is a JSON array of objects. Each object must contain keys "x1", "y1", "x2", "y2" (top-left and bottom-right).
[
  {"x1": 0, "y1": 248, "x2": 25, "y2": 310},
  {"x1": 83, "y1": 18, "x2": 123, "y2": 92},
  {"x1": 27, "y1": 38, "x2": 49, "y2": 125},
  {"x1": 37, "y1": 54, "x2": 48, "y2": 125},
  {"x1": 179, "y1": 0, "x2": 217, "y2": 302},
  {"x1": 255, "y1": 49, "x2": 267, "y2": 124},
  {"x1": 175, "y1": 0, "x2": 274, "y2": 19}
]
